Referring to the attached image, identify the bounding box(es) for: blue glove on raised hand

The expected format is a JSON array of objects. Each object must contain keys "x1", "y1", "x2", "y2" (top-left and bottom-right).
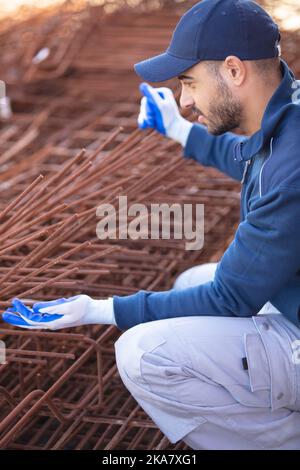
[
  {"x1": 138, "y1": 82, "x2": 193, "y2": 147},
  {"x1": 1, "y1": 295, "x2": 116, "y2": 330}
]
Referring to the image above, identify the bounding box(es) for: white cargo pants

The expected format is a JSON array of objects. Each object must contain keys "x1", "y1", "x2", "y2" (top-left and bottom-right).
[{"x1": 114, "y1": 263, "x2": 300, "y2": 449}]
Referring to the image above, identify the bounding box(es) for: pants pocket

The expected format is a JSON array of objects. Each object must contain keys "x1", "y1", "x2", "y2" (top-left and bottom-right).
[
  {"x1": 244, "y1": 333, "x2": 271, "y2": 393},
  {"x1": 235, "y1": 333, "x2": 273, "y2": 408}
]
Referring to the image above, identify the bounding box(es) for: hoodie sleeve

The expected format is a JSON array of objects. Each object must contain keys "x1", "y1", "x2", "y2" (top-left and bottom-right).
[
  {"x1": 183, "y1": 123, "x2": 248, "y2": 182},
  {"x1": 113, "y1": 186, "x2": 300, "y2": 330}
]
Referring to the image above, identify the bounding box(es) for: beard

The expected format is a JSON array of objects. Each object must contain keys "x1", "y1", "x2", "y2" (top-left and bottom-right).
[{"x1": 194, "y1": 76, "x2": 243, "y2": 136}]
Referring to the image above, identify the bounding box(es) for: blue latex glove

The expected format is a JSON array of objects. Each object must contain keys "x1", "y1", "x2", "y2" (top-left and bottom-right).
[
  {"x1": 138, "y1": 82, "x2": 193, "y2": 146},
  {"x1": 2, "y1": 295, "x2": 116, "y2": 330},
  {"x1": 2, "y1": 301, "x2": 58, "y2": 329}
]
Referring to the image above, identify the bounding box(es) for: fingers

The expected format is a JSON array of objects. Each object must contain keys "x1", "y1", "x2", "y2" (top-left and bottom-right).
[
  {"x1": 138, "y1": 83, "x2": 168, "y2": 135},
  {"x1": 138, "y1": 97, "x2": 156, "y2": 129},
  {"x1": 2, "y1": 311, "x2": 43, "y2": 329},
  {"x1": 12, "y1": 298, "x2": 63, "y2": 323},
  {"x1": 2, "y1": 302, "x2": 50, "y2": 329},
  {"x1": 139, "y1": 82, "x2": 163, "y2": 106},
  {"x1": 12, "y1": 298, "x2": 34, "y2": 318},
  {"x1": 33, "y1": 296, "x2": 80, "y2": 315},
  {"x1": 138, "y1": 97, "x2": 150, "y2": 129},
  {"x1": 32, "y1": 298, "x2": 67, "y2": 312},
  {"x1": 158, "y1": 87, "x2": 177, "y2": 106},
  {"x1": 1, "y1": 298, "x2": 68, "y2": 330},
  {"x1": 140, "y1": 83, "x2": 176, "y2": 105}
]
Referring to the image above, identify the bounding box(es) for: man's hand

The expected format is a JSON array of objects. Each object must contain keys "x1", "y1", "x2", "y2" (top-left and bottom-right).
[
  {"x1": 138, "y1": 82, "x2": 193, "y2": 147},
  {"x1": 1, "y1": 295, "x2": 116, "y2": 330}
]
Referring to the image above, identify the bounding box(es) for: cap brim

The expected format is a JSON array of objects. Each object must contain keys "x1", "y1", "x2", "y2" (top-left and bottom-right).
[{"x1": 134, "y1": 52, "x2": 199, "y2": 82}]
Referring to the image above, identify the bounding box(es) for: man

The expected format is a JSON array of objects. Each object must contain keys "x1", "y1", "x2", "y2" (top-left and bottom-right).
[{"x1": 2, "y1": 0, "x2": 300, "y2": 449}]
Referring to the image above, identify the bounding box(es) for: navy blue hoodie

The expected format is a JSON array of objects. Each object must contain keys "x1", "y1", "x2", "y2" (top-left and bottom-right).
[{"x1": 113, "y1": 58, "x2": 300, "y2": 330}]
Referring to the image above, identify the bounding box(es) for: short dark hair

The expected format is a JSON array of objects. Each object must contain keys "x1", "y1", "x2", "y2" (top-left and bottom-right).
[
  {"x1": 205, "y1": 57, "x2": 282, "y2": 83},
  {"x1": 252, "y1": 57, "x2": 281, "y2": 80}
]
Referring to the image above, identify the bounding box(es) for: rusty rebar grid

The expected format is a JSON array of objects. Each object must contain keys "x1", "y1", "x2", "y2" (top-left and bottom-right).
[{"x1": 1, "y1": 0, "x2": 294, "y2": 451}]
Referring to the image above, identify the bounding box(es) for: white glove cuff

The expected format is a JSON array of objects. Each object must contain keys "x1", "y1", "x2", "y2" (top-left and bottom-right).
[
  {"x1": 86, "y1": 297, "x2": 116, "y2": 326},
  {"x1": 167, "y1": 117, "x2": 193, "y2": 147}
]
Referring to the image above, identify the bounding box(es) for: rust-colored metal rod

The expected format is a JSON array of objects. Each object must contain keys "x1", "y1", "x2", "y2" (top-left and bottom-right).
[{"x1": 0, "y1": 174, "x2": 44, "y2": 223}]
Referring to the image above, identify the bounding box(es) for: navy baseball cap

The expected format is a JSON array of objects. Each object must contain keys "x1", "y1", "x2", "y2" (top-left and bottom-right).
[{"x1": 134, "y1": 0, "x2": 281, "y2": 82}]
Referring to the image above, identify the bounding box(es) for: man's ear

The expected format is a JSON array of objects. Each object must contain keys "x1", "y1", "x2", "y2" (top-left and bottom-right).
[{"x1": 223, "y1": 56, "x2": 246, "y2": 86}]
